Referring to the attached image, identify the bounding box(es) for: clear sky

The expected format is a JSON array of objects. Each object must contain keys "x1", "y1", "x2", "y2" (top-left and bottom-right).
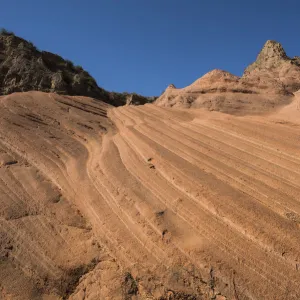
[{"x1": 1, "y1": 0, "x2": 299, "y2": 96}]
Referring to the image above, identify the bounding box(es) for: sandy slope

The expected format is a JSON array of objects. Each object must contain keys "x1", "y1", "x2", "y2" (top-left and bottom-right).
[{"x1": 1, "y1": 91, "x2": 300, "y2": 299}]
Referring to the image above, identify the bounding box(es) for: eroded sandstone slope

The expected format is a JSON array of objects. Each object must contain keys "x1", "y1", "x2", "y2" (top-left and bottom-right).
[{"x1": 1, "y1": 91, "x2": 300, "y2": 299}]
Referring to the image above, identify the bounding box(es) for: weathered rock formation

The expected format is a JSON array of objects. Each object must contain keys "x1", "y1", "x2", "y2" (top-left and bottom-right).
[
  {"x1": 125, "y1": 93, "x2": 156, "y2": 105},
  {"x1": 155, "y1": 40, "x2": 300, "y2": 114},
  {"x1": 0, "y1": 30, "x2": 154, "y2": 106},
  {"x1": 244, "y1": 40, "x2": 300, "y2": 93}
]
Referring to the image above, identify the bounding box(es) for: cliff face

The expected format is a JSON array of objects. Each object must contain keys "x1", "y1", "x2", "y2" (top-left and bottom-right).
[
  {"x1": 155, "y1": 40, "x2": 300, "y2": 114},
  {"x1": 0, "y1": 31, "x2": 153, "y2": 106}
]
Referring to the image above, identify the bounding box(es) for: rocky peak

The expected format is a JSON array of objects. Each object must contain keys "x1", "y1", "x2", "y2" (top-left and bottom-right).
[
  {"x1": 258, "y1": 40, "x2": 287, "y2": 61},
  {"x1": 243, "y1": 40, "x2": 300, "y2": 92},
  {"x1": 244, "y1": 40, "x2": 289, "y2": 74}
]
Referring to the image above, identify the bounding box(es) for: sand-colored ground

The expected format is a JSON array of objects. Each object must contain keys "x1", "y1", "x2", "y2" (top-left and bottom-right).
[{"x1": 0, "y1": 91, "x2": 300, "y2": 299}]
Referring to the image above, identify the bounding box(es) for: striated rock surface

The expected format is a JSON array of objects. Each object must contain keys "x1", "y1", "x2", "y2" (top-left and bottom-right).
[
  {"x1": 1, "y1": 91, "x2": 300, "y2": 299},
  {"x1": 0, "y1": 30, "x2": 154, "y2": 106},
  {"x1": 155, "y1": 40, "x2": 300, "y2": 114}
]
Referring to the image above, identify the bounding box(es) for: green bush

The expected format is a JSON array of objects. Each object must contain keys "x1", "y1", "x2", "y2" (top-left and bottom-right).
[
  {"x1": 28, "y1": 41, "x2": 38, "y2": 51},
  {"x1": 0, "y1": 28, "x2": 15, "y2": 36},
  {"x1": 86, "y1": 76, "x2": 96, "y2": 86},
  {"x1": 65, "y1": 59, "x2": 74, "y2": 68},
  {"x1": 75, "y1": 65, "x2": 84, "y2": 72}
]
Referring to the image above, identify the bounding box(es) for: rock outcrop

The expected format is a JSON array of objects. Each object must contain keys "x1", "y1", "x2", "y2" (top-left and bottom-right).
[
  {"x1": 0, "y1": 30, "x2": 154, "y2": 106},
  {"x1": 244, "y1": 40, "x2": 289, "y2": 72},
  {"x1": 244, "y1": 40, "x2": 300, "y2": 93},
  {"x1": 155, "y1": 40, "x2": 300, "y2": 114},
  {"x1": 125, "y1": 93, "x2": 156, "y2": 105}
]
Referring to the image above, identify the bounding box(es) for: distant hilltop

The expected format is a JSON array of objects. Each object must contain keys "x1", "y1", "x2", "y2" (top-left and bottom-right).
[
  {"x1": 155, "y1": 40, "x2": 300, "y2": 114},
  {"x1": 0, "y1": 29, "x2": 156, "y2": 106}
]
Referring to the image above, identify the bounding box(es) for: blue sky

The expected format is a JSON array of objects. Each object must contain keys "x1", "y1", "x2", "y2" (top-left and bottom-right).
[{"x1": 1, "y1": 0, "x2": 299, "y2": 96}]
